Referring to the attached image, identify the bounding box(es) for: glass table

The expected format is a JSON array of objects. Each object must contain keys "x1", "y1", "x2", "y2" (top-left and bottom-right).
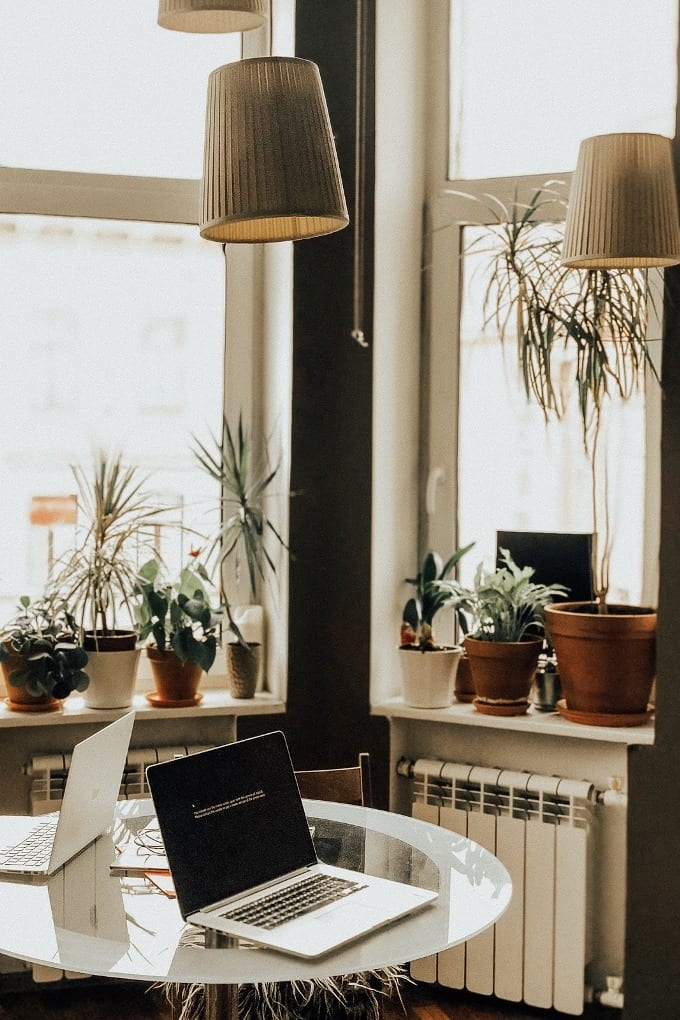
[{"x1": 0, "y1": 799, "x2": 511, "y2": 1018}]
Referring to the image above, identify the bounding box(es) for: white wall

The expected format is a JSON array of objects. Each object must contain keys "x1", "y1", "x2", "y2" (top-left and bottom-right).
[{"x1": 371, "y1": 0, "x2": 431, "y2": 702}]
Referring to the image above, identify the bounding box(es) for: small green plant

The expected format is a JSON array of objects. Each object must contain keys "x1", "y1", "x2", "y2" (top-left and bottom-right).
[
  {"x1": 448, "y1": 548, "x2": 567, "y2": 643},
  {"x1": 191, "y1": 414, "x2": 286, "y2": 599},
  {"x1": 0, "y1": 594, "x2": 89, "y2": 699},
  {"x1": 134, "y1": 558, "x2": 219, "y2": 672},
  {"x1": 55, "y1": 452, "x2": 163, "y2": 638},
  {"x1": 401, "y1": 544, "x2": 474, "y2": 649}
]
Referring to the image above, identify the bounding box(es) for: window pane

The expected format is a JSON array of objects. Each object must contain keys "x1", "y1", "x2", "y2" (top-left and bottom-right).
[
  {"x1": 457, "y1": 226, "x2": 646, "y2": 604},
  {"x1": 0, "y1": 216, "x2": 224, "y2": 616},
  {"x1": 1, "y1": 3, "x2": 241, "y2": 178},
  {"x1": 449, "y1": 0, "x2": 678, "y2": 180}
]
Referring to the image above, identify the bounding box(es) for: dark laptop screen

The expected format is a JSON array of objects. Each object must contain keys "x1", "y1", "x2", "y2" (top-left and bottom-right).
[
  {"x1": 147, "y1": 731, "x2": 317, "y2": 919},
  {"x1": 496, "y1": 530, "x2": 594, "y2": 603}
]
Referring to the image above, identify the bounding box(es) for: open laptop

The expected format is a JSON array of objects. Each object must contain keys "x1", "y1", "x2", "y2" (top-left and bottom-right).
[
  {"x1": 0, "y1": 711, "x2": 135, "y2": 878},
  {"x1": 146, "y1": 730, "x2": 437, "y2": 958}
]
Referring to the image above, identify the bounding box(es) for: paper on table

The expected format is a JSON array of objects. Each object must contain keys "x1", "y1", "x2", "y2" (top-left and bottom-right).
[{"x1": 111, "y1": 842, "x2": 169, "y2": 876}]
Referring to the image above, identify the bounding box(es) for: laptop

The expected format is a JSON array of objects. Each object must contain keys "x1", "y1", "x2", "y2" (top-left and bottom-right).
[
  {"x1": 0, "y1": 711, "x2": 135, "y2": 878},
  {"x1": 146, "y1": 730, "x2": 437, "y2": 958}
]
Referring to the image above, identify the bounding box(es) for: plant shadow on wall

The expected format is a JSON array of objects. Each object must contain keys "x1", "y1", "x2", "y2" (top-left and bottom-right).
[
  {"x1": 459, "y1": 183, "x2": 659, "y2": 723},
  {"x1": 192, "y1": 414, "x2": 288, "y2": 699}
]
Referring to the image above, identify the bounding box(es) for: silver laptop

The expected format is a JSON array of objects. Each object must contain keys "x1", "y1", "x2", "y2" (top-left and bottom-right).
[
  {"x1": 0, "y1": 712, "x2": 135, "y2": 878},
  {"x1": 146, "y1": 730, "x2": 437, "y2": 958}
]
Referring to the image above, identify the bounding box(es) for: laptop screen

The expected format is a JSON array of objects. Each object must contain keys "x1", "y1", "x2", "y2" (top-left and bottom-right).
[{"x1": 147, "y1": 731, "x2": 318, "y2": 919}]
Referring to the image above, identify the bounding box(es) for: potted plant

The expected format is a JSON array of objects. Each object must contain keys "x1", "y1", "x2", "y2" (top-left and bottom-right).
[
  {"x1": 465, "y1": 185, "x2": 658, "y2": 721},
  {"x1": 135, "y1": 556, "x2": 219, "y2": 707},
  {"x1": 53, "y1": 452, "x2": 162, "y2": 709},
  {"x1": 399, "y1": 545, "x2": 473, "y2": 708},
  {"x1": 462, "y1": 183, "x2": 653, "y2": 437},
  {"x1": 0, "y1": 594, "x2": 89, "y2": 712},
  {"x1": 192, "y1": 414, "x2": 286, "y2": 698},
  {"x1": 452, "y1": 549, "x2": 567, "y2": 716}
]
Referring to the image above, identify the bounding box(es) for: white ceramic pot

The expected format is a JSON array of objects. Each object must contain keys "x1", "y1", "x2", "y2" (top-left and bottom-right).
[
  {"x1": 83, "y1": 648, "x2": 141, "y2": 709},
  {"x1": 399, "y1": 645, "x2": 462, "y2": 708}
]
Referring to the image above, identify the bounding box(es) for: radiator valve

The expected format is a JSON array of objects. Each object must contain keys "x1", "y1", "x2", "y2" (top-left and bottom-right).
[{"x1": 592, "y1": 976, "x2": 624, "y2": 1010}]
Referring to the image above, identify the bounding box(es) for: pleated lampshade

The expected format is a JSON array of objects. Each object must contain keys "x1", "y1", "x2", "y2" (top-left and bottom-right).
[
  {"x1": 200, "y1": 57, "x2": 349, "y2": 243},
  {"x1": 562, "y1": 132, "x2": 680, "y2": 269},
  {"x1": 157, "y1": 0, "x2": 267, "y2": 33}
]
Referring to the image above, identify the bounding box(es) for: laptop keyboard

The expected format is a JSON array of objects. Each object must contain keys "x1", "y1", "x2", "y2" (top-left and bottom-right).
[
  {"x1": 221, "y1": 873, "x2": 368, "y2": 930},
  {"x1": 1, "y1": 820, "x2": 57, "y2": 868}
]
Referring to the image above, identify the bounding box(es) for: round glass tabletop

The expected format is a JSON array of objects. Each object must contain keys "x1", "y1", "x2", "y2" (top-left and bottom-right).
[{"x1": 0, "y1": 799, "x2": 511, "y2": 984}]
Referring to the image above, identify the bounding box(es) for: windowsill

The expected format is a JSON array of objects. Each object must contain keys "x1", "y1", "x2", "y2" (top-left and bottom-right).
[
  {"x1": 0, "y1": 689, "x2": 285, "y2": 728},
  {"x1": 371, "y1": 697, "x2": 655, "y2": 745}
]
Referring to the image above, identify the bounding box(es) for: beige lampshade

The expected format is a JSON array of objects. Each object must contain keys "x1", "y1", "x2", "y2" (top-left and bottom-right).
[
  {"x1": 200, "y1": 57, "x2": 349, "y2": 243},
  {"x1": 562, "y1": 132, "x2": 680, "y2": 269},
  {"x1": 157, "y1": 0, "x2": 267, "y2": 33}
]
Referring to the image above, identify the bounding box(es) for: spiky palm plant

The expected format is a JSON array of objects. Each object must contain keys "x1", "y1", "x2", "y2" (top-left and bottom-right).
[
  {"x1": 54, "y1": 452, "x2": 163, "y2": 636},
  {"x1": 192, "y1": 415, "x2": 286, "y2": 600}
]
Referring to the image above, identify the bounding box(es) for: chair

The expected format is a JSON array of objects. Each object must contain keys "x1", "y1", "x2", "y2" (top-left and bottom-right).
[{"x1": 295, "y1": 752, "x2": 373, "y2": 807}]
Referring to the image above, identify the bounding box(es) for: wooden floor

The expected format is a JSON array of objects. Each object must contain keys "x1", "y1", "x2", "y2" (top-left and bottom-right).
[{"x1": 0, "y1": 978, "x2": 619, "y2": 1020}]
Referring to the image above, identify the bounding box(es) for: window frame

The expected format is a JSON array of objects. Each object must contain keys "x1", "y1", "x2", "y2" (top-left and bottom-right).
[
  {"x1": 0, "y1": 0, "x2": 295, "y2": 701},
  {"x1": 423, "y1": 2, "x2": 664, "y2": 611}
]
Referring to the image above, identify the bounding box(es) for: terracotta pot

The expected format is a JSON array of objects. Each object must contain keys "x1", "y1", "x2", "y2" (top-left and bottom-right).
[
  {"x1": 1, "y1": 647, "x2": 61, "y2": 713},
  {"x1": 454, "y1": 652, "x2": 475, "y2": 703},
  {"x1": 464, "y1": 635, "x2": 543, "y2": 714},
  {"x1": 545, "y1": 602, "x2": 656, "y2": 718},
  {"x1": 399, "y1": 646, "x2": 462, "y2": 709},
  {"x1": 147, "y1": 646, "x2": 203, "y2": 705},
  {"x1": 83, "y1": 631, "x2": 140, "y2": 709},
  {"x1": 227, "y1": 642, "x2": 261, "y2": 699}
]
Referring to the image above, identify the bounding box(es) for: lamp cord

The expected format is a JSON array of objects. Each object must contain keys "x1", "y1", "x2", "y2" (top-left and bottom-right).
[{"x1": 351, "y1": 0, "x2": 369, "y2": 348}]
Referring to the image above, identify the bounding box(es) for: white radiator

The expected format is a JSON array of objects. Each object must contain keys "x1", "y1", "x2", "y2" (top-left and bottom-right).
[
  {"x1": 405, "y1": 757, "x2": 596, "y2": 1017},
  {"x1": 27, "y1": 743, "x2": 213, "y2": 815}
]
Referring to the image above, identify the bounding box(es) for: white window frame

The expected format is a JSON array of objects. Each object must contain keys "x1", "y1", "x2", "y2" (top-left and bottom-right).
[
  {"x1": 423, "y1": 6, "x2": 662, "y2": 613},
  {"x1": 0, "y1": 0, "x2": 295, "y2": 701}
]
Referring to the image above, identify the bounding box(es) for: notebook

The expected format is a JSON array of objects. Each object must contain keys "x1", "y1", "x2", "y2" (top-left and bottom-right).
[
  {"x1": 0, "y1": 711, "x2": 135, "y2": 878},
  {"x1": 146, "y1": 730, "x2": 437, "y2": 958}
]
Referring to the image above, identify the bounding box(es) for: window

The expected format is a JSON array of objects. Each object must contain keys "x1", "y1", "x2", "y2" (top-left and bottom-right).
[
  {"x1": 1, "y1": 3, "x2": 240, "y2": 178},
  {"x1": 0, "y1": 215, "x2": 224, "y2": 617},
  {"x1": 457, "y1": 222, "x2": 649, "y2": 602},
  {"x1": 424, "y1": 2, "x2": 677, "y2": 607},
  {"x1": 449, "y1": 0, "x2": 678, "y2": 180}
]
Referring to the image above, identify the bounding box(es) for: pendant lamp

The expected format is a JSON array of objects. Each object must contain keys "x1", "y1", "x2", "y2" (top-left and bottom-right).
[
  {"x1": 562, "y1": 132, "x2": 680, "y2": 269},
  {"x1": 200, "y1": 56, "x2": 349, "y2": 243},
  {"x1": 157, "y1": 0, "x2": 267, "y2": 34}
]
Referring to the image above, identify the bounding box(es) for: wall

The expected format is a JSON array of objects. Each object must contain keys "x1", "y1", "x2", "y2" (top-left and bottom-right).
[
  {"x1": 625, "y1": 154, "x2": 680, "y2": 1015},
  {"x1": 239, "y1": 0, "x2": 393, "y2": 803}
]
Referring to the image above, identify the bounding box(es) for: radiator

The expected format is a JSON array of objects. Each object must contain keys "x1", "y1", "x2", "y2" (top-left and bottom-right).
[
  {"x1": 404, "y1": 757, "x2": 596, "y2": 1017},
  {"x1": 27, "y1": 743, "x2": 213, "y2": 815}
]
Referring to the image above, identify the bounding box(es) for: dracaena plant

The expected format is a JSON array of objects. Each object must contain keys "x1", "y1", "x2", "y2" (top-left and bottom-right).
[
  {"x1": 461, "y1": 184, "x2": 653, "y2": 440},
  {"x1": 54, "y1": 452, "x2": 164, "y2": 638},
  {"x1": 401, "y1": 544, "x2": 474, "y2": 649},
  {"x1": 449, "y1": 548, "x2": 568, "y2": 643},
  {"x1": 134, "y1": 557, "x2": 218, "y2": 673},
  {"x1": 191, "y1": 414, "x2": 286, "y2": 600}
]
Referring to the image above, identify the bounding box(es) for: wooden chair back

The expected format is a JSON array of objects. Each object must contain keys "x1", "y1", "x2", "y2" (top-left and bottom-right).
[{"x1": 295, "y1": 752, "x2": 373, "y2": 808}]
